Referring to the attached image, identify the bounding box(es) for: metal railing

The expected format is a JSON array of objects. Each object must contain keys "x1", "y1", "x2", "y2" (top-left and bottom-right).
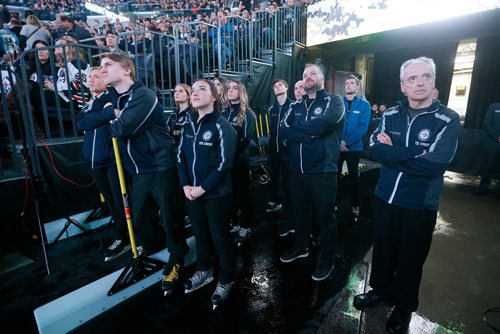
[{"x1": 0, "y1": 6, "x2": 306, "y2": 180}]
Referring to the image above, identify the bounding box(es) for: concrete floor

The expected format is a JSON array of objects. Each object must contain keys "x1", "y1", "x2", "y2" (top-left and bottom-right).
[{"x1": 319, "y1": 172, "x2": 500, "y2": 334}]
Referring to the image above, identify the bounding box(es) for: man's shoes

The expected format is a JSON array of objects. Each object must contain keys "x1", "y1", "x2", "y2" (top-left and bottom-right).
[
  {"x1": 211, "y1": 281, "x2": 234, "y2": 310},
  {"x1": 280, "y1": 247, "x2": 309, "y2": 263},
  {"x1": 386, "y1": 308, "x2": 412, "y2": 334},
  {"x1": 353, "y1": 290, "x2": 395, "y2": 310},
  {"x1": 266, "y1": 202, "x2": 283, "y2": 213},
  {"x1": 234, "y1": 227, "x2": 251, "y2": 247},
  {"x1": 277, "y1": 225, "x2": 295, "y2": 237},
  {"x1": 311, "y1": 258, "x2": 334, "y2": 281},
  {"x1": 161, "y1": 263, "x2": 182, "y2": 296},
  {"x1": 104, "y1": 239, "x2": 131, "y2": 262},
  {"x1": 352, "y1": 206, "x2": 360, "y2": 222},
  {"x1": 184, "y1": 268, "x2": 214, "y2": 294}
]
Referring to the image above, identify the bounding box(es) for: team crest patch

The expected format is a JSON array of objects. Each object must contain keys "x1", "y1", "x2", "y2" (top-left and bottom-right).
[
  {"x1": 232, "y1": 116, "x2": 238, "y2": 122},
  {"x1": 313, "y1": 107, "x2": 323, "y2": 115},
  {"x1": 418, "y1": 129, "x2": 431, "y2": 141},
  {"x1": 178, "y1": 116, "x2": 184, "y2": 123},
  {"x1": 202, "y1": 130, "x2": 213, "y2": 141}
]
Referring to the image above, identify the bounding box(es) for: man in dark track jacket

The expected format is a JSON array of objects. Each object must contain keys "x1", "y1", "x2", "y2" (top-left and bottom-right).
[
  {"x1": 353, "y1": 57, "x2": 461, "y2": 334},
  {"x1": 279, "y1": 64, "x2": 345, "y2": 282},
  {"x1": 267, "y1": 79, "x2": 292, "y2": 221},
  {"x1": 101, "y1": 53, "x2": 185, "y2": 297}
]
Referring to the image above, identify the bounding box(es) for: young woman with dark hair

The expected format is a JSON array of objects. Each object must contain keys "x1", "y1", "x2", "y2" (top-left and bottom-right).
[{"x1": 177, "y1": 79, "x2": 237, "y2": 309}]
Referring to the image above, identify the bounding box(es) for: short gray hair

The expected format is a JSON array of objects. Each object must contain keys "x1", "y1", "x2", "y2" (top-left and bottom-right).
[{"x1": 400, "y1": 57, "x2": 436, "y2": 82}]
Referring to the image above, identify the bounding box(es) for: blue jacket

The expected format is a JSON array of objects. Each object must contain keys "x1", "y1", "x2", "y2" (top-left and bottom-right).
[
  {"x1": 342, "y1": 96, "x2": 371, "y2": 152},
  {"x1": 280, "y1": 89, "x2": 345, "y2": 174},
  {"x1": 222, "y1": 103, "x2": 257, "y2": 160},
  {"x1": 108, "y1": 81, "x2": 177, "y2": 174},
  {"x1": 370, "y1": 99, "x2": 461, "y2": 211},
  {"x1": 76, "y1": 93, "x2": 116, "y2": 169},
  {"x1": 177, "y1": 110, "x2": 237, "y2": 198}
]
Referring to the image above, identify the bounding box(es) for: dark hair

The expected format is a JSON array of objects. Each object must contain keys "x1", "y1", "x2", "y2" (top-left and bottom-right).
[
  {"x1": 272, "y1": 79, "x2": 288, "y2": 89},
  {"x1": 59, "y1": 15, "x2": 73, "y2": 23},
  {"x1": 193, "y1": 79, "x2": 222, "y2": 113},
  {"x1": 31, "y1": 39, "x2": 49, "y2": 49}
]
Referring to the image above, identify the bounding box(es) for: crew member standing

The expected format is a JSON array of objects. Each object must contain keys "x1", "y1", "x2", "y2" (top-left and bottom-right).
[
  {"x1": 339, "y1": 74, "x2": 371, "y2": 221},
  {"x1": 280, "y1": 64, "x2": 345, "y2": 281},
  {"x1": 353, "y1": 57, "x2": 460, "y2": 333}
]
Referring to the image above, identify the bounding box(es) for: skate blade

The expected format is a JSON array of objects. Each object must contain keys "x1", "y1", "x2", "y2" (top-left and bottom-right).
[{"x1": 104, "y1": 245, "x2": 132, "y2": 262}]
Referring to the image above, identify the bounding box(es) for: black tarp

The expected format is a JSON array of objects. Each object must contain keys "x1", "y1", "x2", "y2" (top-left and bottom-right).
[
  {"x1": 463, "y1": 35, "x2": 500, "y2": 129},
  {"x1": 35, "y1": 140, "x2": 99, "y2": 223},
  {"x1": 370, "y1": 42, "x2": 459, "y2": 108}
]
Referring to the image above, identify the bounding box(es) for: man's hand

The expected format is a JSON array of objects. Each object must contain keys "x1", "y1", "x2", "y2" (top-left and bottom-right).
[
  {"x1": 114, "y1": 108, "x2": 120, "y2": 118},
  {"x1": 377, "y1": 133, "x2": 393, "y2": 146},
  {"x1": 183, "y1": 185, "x2": 195, "y2": 201},
  {"x1": 340, "y1": 140, "x2": 348, "y2": 152},
  {"x1": 190, "y1": 186, "x2": 206, "y2": 199}
]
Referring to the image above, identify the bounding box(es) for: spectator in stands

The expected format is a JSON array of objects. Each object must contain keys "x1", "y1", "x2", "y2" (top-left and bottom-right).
[
  {"x1": 279, "y1": 64, "x2": 344, "y2": 281},
  {"x1": 293, "y1": 79, "x2": 305, "y2": 100},
  {"x1": 338, "y1": 74, "x2": 371, "y2": 222},
  {"x1": 267, "y1": 79, "x2": 294, "y2": 236},
  {"x1": 60, "y1": 15, "x2": 96, "y2": 47},
  {"x1": 20, "y1": 15, "x2": 51, "y2": 51},
  {"x1": 0, "y1": 4, "x2": 10, "y2": 28},
  {"x1": 8, "y1": 18, "x2": 22, "y2": 40},
  {"x1": 41, "y1": 38, "x2": 91, "y2": 111},
  {"x1": 177, "y1": 78, "x2": 237, "y2": 309},
  {"x1": 101, "y1": 52, "x2": 186, "y2": 297},
  {"x1": 476, "y1": 102, "x2": 500, "y2": 196},
  {"x1": 105, "y1": 30, "x2": 126, "y2": 52},
  {"x1": 76, "y1": 67, "x2": 128, "y2": 262},
  {"x1": 353, "y1": 57, "x2": 460, "y2": 333}
]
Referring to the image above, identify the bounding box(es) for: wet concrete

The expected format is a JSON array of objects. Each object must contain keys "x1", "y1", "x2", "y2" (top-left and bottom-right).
[{"x1": 2, "y1": 163, "x2": 498, "y2": 334}]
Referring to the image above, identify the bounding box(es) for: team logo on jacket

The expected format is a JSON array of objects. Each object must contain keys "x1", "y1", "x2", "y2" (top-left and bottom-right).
[
  {"x1": 202, "y1": 130, "x2": 213, "y2": 141},
  {"x1": 232, "y1": 116, "x2": 238, "y2": 122},
  {"x1": 418, "y1": 129, "x2": 431, "y2": 141},
  {"x1": 178, "y1": 116, "x2": 184, "y2": 123},
  {"x1": 313, "y1": 107, "x2": 323, "y2": 115}
]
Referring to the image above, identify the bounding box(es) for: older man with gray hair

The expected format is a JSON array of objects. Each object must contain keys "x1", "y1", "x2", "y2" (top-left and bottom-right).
[{"x1": 353, "y1": 57, "x2": 460, "y2": 333}]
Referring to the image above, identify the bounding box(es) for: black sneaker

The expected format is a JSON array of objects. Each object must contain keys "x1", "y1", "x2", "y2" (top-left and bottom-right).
[
  {"x1": 280, "y1": 247, "x2": 309, "y2": 263},
  {"x1": 311, "y1": 258, "x2": 334, "y2": 281},
  {"x1": 277, "y1": 225, "x2": 295, "y2": 237},
  {"x1": 161, "y1": 263, "x2": 182, "y2": 296},
  {"x1": 104, "y1": 239, "x2": 131, "y2": 262},
  {"x1": 266, "y1": 202, "x2": 282, "y2": 213}
]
